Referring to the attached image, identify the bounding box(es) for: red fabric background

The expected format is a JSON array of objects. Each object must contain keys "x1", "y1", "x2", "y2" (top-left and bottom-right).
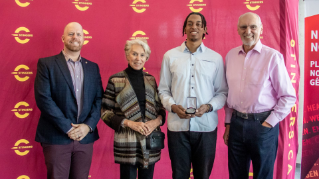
[{"x1": 0, "y1": 0, "x2": 299, "y2": 178}]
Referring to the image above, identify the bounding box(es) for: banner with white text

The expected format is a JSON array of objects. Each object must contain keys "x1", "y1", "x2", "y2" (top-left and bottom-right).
[{"x1": 302, "y1": 0, "x2": 319, "y2": 178}]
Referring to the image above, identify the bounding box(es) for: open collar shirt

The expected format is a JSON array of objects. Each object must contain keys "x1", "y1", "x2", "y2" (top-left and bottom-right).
[
  {"x1": 62, "y1": 50, "x2": 84, "y2": 119},
  {"x1": 224, "y1": 40, "x2": 296, "y2": 127},
  {"x1": 158, "y1": 42, "x2": 228, "y2": 132}
]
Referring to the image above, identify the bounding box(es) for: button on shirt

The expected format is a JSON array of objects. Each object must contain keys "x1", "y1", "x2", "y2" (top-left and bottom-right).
[
  {"x1": 224, "y1": 40, "x2": 296, "y2": 127},
  {"x1": 62, "y1": 50, "x2": 84, "y2": 119},
  {"x1": 158, "y1": 42, "x2": 228, "y2": 132}
]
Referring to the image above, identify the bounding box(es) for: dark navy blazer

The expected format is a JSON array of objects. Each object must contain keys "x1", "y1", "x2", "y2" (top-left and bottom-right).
[{"x1": 34, "y1": 52, "x2": 103, "y2": 145}]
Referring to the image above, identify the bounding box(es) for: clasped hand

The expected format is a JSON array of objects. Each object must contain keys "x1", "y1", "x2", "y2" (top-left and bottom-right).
[
  {"x1": 67, "y1": 123, "x2": 90, "y2": 141},
  {"x1": 125, "y1": 116, "x2": 162, "y2": 136}
]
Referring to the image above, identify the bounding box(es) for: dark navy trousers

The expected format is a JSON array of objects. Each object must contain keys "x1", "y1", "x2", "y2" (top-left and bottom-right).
[
  {"x1": 168, "y1": 129, "x2": 217, "y2": 179},
  {"x1": 228, "y1": 111, "x2": 279, "y2": 179}
]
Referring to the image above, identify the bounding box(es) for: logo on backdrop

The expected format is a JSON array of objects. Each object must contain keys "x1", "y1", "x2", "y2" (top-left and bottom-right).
[
  {"x1": 17, "y1": 175, "x2": 30, "y2": 179},
  {"x1": 12, "y1": 27, "x2": 33, "y2": 44},
  {"x1": 243, "y1": 0, "x2": 263, "y2": 11},
  {"x1": 130, "y1": 0, "x2": 149, "y2": 13},
  {"x1": 11, "y1": 102, "x2": 33, "y2": 118},
  {"x1": 12, "y1": 65, "x2": 33, "y2": 82},
  {"x1": 73, "y1": 0, "x2": 92, "y2": 11},
  {"x1": 130, "y1": 31, "x2": 149, "y2": 40},
  {"x1": 83, "y1": 29, "x2": 92, "y2": 45},
  {"x1": 15, "y1": 0, "x2": 32, "y2": 7},
  {"x1": 187, "y1": 0, "x2": 206, "y2": 13},
  {"x1": 11, "y1": 139, "x2": 33, "y2": 156}
]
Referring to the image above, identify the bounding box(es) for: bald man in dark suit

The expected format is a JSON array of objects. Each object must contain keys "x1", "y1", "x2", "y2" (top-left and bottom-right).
[{"x1": 34, "y1": 22, "x2": 103, "y2": 179}]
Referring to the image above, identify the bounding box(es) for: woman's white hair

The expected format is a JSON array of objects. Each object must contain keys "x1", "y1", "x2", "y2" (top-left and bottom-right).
[{"x1": 124, "y1": 39, "x2": 151, "y2": 61}]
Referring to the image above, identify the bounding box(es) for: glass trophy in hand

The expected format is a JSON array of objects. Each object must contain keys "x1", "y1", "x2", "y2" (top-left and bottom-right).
[{"x1": 185, "y1": 97, "x2": 197, "y2": 114}]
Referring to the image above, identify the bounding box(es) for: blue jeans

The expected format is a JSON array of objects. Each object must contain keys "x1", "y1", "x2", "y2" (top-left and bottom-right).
[{"x1": 228, "y1": 111, "x2": 279, "y2": 179}]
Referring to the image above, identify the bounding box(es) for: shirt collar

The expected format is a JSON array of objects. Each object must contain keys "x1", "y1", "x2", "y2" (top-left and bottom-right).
[
  {"x1": 238, "y1": 39, "x2": 262, "y2": 54},
  {"x1": 62, "y1": 49, "x2": 82, "y2": 62},
  {"x1": 180, "y1": 41, "x2": 206, "y2": 53}
]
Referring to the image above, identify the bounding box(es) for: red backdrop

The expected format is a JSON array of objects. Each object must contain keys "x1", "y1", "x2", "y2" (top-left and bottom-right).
[{"x1": 0, "y1": 0, "x2": 299, "y2": 178}]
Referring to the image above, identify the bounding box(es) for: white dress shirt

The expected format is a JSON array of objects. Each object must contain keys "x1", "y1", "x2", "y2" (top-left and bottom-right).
[{"x1": 158, "y1": 42, "x2": 228, "y2": 132}]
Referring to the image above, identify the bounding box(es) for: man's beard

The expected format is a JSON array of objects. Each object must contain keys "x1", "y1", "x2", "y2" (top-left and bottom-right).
[
  {"x1": 65, "y1": 41, "x2": 82, "y2": 52},
  {"x1": 243, "y1": 40, "x2": 255, "y2": 46},
  {"x1": 190, "y1": 38, "x2": 198, "y2": 42},
  {"x1": 188, "y1": 36, "x2": 200, "y2": 42},
  {"x1": 241, "y1": 35, "x2": 256, "y2": 47}
]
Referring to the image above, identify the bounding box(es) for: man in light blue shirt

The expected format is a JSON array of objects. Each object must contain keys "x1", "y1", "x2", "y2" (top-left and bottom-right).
[{"x1": 158, "y1": 12, "x2": 228, "y2": 179}]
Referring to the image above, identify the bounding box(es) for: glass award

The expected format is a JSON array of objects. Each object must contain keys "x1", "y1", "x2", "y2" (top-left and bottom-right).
[{"x1": 185, "y1": 97, "x2": 197, "y2": 114}]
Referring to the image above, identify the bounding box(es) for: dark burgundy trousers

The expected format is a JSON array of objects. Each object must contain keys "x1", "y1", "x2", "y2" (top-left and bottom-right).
[{"x1": 41, "y1": 141, "x2": 93, "y2": 179}]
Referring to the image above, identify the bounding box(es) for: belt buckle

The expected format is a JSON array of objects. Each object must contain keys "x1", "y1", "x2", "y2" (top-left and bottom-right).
[{"x1": 239, "y1": 112, "x2": 248, "y2": 119}]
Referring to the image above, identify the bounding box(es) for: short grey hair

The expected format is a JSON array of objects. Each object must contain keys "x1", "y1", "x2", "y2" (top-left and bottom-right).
[
  {"x1": 237, "y1": 12, "x2": 262, "y2": 27},
  {"x1": 124, "y1": 39, "x2": 151, "y2": 61}
]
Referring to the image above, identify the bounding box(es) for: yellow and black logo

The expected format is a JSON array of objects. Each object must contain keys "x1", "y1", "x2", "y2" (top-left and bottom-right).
[
  {"x1": 83, "y1": 29, "x2": 92, "y2": 45},
  {"x1": 243, "y1": 0, "x2": 263, "y2": 11},
  {"x1": 130, "y1": 0, "x2": 149, "y2": 13},
  {"x1": 11, "y1": 139, "x2": 33, "y2": 156},
  {"x1": 12, "y1": 65, "x2": 33, "y2": 82},
  {"x1": 15, "y1": 0, "x2": 32, "y2": 7},
  {"x1": 187, "y1": 0, "x2": 206, "y2": 13},
  {"x1": 17, "y1": 175, "x2": 30, "y2": 179},
  {"x1": 11, "y1": 102, "x2": 33, "y2": 119},
  {"x1": 73, "y1": 0, "x2": 92, "y2": 11},
  {"x1": 12, "y1": 27, "x2": 33, "y2": 44},
  {"x1": 130, "y1": 31, "x2": 149, "y2": 40}
]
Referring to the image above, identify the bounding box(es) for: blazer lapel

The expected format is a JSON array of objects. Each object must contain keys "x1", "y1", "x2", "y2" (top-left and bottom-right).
[
  {"x1": 55, "y1": 52, "x2": 76, "y2": 98},
  {"x1": 81, "y1": 58, "x2": 88, "y2": 109}
]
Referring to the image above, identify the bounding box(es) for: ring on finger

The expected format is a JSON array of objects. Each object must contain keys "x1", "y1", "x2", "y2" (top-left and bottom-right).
[{"x1": 140, "y1": 129, "x2": 144, "y2": 133}]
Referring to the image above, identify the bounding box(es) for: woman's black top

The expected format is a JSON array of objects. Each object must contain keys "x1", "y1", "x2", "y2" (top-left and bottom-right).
[{"x1": 125, "y1": 64, "x2": 146, "y2": 117}]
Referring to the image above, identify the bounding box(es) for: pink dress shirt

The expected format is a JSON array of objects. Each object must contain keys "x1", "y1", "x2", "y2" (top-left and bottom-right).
[{"x1": 225, "y1": 40, "x2": 296, "y2": 127}]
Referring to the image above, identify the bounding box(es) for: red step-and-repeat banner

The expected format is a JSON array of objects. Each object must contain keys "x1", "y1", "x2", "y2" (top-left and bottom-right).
[
  {"x1": 0, "y1": 0, "x2": 299, "y2": 178},
  {"x1": 302, "y1": 0, "x2": 319, "y2": 178}
]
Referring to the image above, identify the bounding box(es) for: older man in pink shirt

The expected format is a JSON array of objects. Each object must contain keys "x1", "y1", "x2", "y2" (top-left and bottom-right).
[{"x1": 223, "y1": 12, "x2": 296, "y2": 179}]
